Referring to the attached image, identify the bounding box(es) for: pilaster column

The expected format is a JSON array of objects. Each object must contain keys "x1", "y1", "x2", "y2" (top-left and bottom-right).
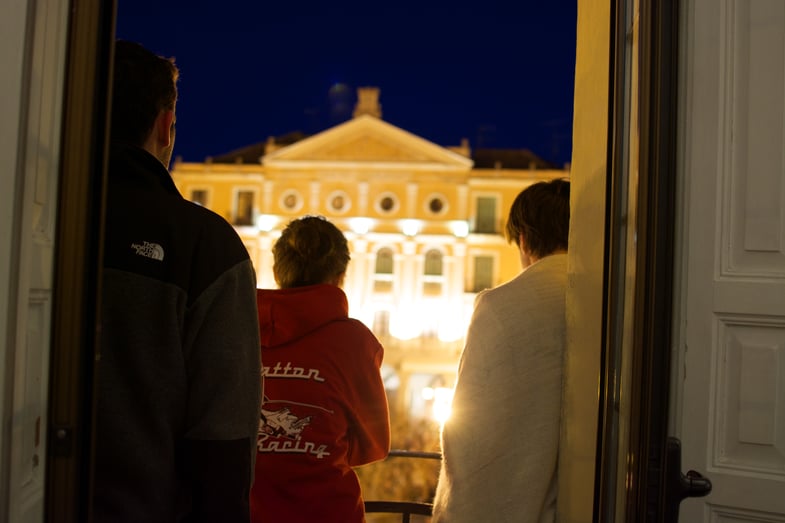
[
  {"x1": 348, "y1": 238, "x2": 369, "y2": 323},
  {"x1": 309, "y1": 181, "x2": 320, "y2": 214},
  {"x1": 257, "y1": 234, "x2": 276, "y2": 289}
]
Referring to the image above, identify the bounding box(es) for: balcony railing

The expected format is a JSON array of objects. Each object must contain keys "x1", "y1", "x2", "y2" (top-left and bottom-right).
[{"x1": 363, "y1": 449, "x2": 442, "y2": 522}]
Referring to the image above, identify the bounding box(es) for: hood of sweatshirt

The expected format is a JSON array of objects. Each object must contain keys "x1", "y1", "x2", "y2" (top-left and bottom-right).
[{"x1": 256, "y1": 284, "x2": 349, "y2": 348}]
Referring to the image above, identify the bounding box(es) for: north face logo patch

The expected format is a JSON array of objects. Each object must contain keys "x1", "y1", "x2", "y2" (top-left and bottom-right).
[{"x1": 131, "y1": 241, "x2": 165, "y2": 261}]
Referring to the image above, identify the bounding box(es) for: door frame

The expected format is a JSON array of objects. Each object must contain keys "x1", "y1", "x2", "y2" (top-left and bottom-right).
[
  {"x1": 40, "y1": 1, "x2": 689, "y2": 521},
  {"x1": 45, "y1": 1, "x2": 115, "y2": 521},
  {"x1": 594, "y1": 0, "x2": 683, "y2": 520},
  {"x1": 626, "y1": 0, "x2": 681, "y2": 518}
]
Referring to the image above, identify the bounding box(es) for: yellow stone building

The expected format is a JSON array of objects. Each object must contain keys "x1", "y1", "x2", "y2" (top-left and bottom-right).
[{"x1": 171, "y1": 88, "x2": 568, "y2": 421}]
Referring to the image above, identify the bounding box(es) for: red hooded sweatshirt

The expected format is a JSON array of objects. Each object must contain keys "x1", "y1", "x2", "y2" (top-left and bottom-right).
[{"x1": 250, "y1": 284, "x2": 390, "y2": 523}]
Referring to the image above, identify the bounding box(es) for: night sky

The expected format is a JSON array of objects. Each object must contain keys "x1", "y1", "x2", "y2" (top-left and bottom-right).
[{"x1": 116, "y1": 1, "x2": 577, "y2": 166}]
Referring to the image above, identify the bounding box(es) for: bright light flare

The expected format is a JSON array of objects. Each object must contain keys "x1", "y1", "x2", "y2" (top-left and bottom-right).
[
  {"x1": 450, "y1": 220, "x2": 469, "y2": 238},
  {"x1": 349, "y1": 217, "x2": 372, "y2": 235},
  {"x1": 423, "y1": 386, "x2": 454, "y2": 425},
  {"x1": 401, "y1": 219, "x2": 421, "y2": 237},
  {"x1": 256, "y1": 214, "x2": 277, "y2": 232},
  {"x1": 438, "y1": 314, "x2": 466, "y2": 342}
]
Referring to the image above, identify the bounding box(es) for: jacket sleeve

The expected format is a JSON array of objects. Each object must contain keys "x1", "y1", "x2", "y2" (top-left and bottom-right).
[
  {"x1": 344, "y1": 328, "x2": 391, "y2": 467},
  {"x1": 181, "y1": 258, "x2": 262, "y2": 520}
]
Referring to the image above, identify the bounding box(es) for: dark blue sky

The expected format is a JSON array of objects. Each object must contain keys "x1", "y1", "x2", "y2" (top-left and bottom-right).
[{"x1": 116, "y1": 1, "x2": 577, "y2": 166}]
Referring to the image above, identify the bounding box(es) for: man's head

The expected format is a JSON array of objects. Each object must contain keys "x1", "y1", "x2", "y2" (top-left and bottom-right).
[
  {"x1": 505, "y1": 178, "x2": 570, "y2": 266},
  {"x1": 111, "y1": 40, "x2": 179, "y2": 167}
]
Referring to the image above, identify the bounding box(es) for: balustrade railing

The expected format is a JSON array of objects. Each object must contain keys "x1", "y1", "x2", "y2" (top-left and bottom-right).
[{"x1": 363, "y1": 449, "x2": 442, "y2": 523}]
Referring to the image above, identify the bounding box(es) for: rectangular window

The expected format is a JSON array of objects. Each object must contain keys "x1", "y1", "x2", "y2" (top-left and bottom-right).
[
  {"x1": 424, "y1": 250, "x2": 443, "y2": 275},
  {"x1": 375, "y1": 249, "x2": 394, "y2": 274},
  {"x1": 373, "y1": 279, "x2": 393, "y2": 294},
  {"x1": 422, "y1": 281, "x2": 442, "y2": 296},
  {"x1": 235, "y1": 190, "x2": 254, "y2": 226},
  {"x1": 373, "y1": 248, "x2": 394, "y2": 294},
  {"x1": 472, "y1": 255, "x2": 494, "y2": 292},
  {"x1": 475, "y1": 196, "x2": 497, "y2": 233},
  {"x1": 190, "y1": 189, "x2": 208, "y2": 206}
]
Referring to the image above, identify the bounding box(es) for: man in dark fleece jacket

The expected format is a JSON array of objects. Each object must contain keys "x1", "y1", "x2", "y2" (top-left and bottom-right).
[{"x1": 93, "y1": 40, "x2": 262, "y2": 522}]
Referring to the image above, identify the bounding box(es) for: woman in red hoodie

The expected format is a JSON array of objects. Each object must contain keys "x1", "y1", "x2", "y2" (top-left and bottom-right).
[{"x1": 251, "y1": 215, "x2": 391, "y2": 523}]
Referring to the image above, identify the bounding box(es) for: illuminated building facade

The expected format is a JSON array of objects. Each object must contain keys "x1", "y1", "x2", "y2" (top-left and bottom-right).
[{"x1": 171, "y1": 88, "x2": 568, "y2": 420}]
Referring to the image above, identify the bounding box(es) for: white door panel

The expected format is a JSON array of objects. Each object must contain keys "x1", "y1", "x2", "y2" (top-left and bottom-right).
[
  {"x1": 1, "y1": 0, "x2": 69, "y2": 521},
  {"x1": 678, "y1": 0, "x2": 785, "y2": 520}
]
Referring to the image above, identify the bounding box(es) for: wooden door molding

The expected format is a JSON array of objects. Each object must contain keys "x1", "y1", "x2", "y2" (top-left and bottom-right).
[
  {"x1": 593, "y1": 0, "x2": 684, "y2": 520},
  {"x1": 624, "y1": 0, "x2": 681, "y2": 519},
  {"x1": 45, "y1": 1, "x2": 115, "y2": 522}
]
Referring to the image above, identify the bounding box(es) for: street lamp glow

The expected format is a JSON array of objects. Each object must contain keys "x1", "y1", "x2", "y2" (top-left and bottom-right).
[
  {"x1": 451, "y1": 220, "x2": 469, "y2": 238},
  {"x1": 389, "y1": 311, "x2": 421, "y2": 340},
  {"x1": 349, "y1": 217, "x2": 372, "y2": 235},
  {"x1": 256, "y1": 214, "x2": 277, "y2": 232},
  {"x1": 401, "y1": 219, "x2": 420, "y2": 237}
]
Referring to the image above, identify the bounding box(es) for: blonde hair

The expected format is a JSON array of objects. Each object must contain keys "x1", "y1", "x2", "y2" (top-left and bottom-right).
[{"x1": 273, "y1": 215, "x2": 350, "y2": 288}]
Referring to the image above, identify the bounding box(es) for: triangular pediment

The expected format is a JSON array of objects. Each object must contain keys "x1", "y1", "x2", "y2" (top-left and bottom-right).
[{"x1": 263, "y1": 114, "x2": 473, "y2": 171}]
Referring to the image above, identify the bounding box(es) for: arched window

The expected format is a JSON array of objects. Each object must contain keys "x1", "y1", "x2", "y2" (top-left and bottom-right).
[
  {"x1": 375, "y1": 247, "x2": 394, "y2": 274},
  {"x1": 373, "y1": 248, "x2": 394, "y2": 293},
  {"x1": 424, "y1": 249, "x2": 443, "y2": 276},
  {"x1": 423, "y1": 249, "x2": 444, "y2": 297}
]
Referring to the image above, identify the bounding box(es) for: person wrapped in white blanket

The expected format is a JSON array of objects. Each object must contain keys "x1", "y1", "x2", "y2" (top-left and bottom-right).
[{"x1": 433, "y1": 178, "x2": 570, "y2": 523}]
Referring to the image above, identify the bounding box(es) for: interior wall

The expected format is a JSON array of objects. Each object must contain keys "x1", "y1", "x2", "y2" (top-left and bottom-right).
[{"x1": 558, "y1": 1, "x2": 611, "y2": 521}]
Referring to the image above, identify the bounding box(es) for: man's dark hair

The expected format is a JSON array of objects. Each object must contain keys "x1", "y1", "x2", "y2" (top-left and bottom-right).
[
  {"x1": 505, "y1": 178, "x2": 570, "y2": 259},
  {"x1": 273, "y1": 215, "x2": 351, "y2": 289},
  {"x1": 111, "y1": 40, "x2": 178, "y2": 146}
]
